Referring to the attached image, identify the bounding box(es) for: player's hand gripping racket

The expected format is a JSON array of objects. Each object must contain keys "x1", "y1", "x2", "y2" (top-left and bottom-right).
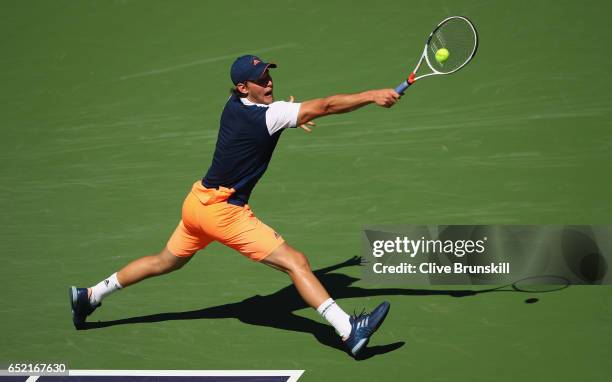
[{"x1": 395, "y1": 16, "x2": 478, "y2": 94}]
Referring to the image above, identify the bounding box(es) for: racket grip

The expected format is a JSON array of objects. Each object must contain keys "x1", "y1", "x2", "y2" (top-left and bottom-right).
[
  {"x1": 395, "y1": 81, "x2": 411, "y2": 94},
  {"x1": 395, "y1": 72, "x2": 415, "y2": 95}
]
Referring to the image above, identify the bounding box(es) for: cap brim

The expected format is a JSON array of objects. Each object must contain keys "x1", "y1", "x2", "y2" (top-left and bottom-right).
[{"x1": 257, "y1": 62, "x2": 277, "y2": 78}]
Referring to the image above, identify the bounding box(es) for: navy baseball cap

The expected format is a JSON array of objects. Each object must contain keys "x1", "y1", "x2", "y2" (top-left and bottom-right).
[{"x1": 230, "y1": 55, "x2": 277, "y2": 85}]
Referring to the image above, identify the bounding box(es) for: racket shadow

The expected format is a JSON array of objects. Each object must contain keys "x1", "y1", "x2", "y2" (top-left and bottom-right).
[{"x1": 79, "y1": 257, "x2": 569, "y2": 358}]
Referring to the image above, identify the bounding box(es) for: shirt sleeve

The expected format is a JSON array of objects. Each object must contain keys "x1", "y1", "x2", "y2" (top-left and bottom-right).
[{"x1": 265, "y1": 101, "x2": 301, "y2": 135}]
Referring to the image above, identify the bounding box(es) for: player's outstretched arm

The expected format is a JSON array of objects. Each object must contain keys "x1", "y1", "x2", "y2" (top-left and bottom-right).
[{"x1": 296, "y1": 89, "x2": 400, "y2": 126}]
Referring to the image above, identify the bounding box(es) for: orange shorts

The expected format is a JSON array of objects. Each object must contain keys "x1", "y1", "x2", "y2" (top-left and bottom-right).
[{"x1": 167, "y1": 181, "x2": 285, "y2": 261}]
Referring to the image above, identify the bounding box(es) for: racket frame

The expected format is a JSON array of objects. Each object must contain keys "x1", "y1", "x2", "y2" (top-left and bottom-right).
[{"x1": 395, "y1": 16, "x2": 478, "y2": 94}]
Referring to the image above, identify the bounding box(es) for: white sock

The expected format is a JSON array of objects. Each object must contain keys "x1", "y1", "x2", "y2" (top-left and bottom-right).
[
  {"x1": 90, "y1": 272, "x2": 122, "y2": 306},
  {"x1": 317, "y1": 298, "x2": 352, "y2": 339}
]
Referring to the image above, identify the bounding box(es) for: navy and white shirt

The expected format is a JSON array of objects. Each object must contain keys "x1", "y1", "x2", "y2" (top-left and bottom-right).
[{"x1": 203, "y1": 95, "x2": 301, "y2": 206}]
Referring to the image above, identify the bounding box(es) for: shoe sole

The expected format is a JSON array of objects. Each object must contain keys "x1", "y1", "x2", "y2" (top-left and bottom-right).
[
  {"x1": 69, "y1": 286, "x2": 82, "y2": 327},
  {"x1": 351, "y1": 338, "x2": 369, "y2": 356},
  {"x1": 352, "y1": 302, "x2": 391, "y2": 356}
]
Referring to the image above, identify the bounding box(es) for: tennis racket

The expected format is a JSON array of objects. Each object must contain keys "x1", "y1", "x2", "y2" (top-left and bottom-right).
[{"x1": 395, "y1": 16, "x2": 478, "y2": 94}]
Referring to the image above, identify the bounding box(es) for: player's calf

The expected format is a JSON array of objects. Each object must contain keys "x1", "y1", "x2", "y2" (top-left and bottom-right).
[{"x1": 69, "y1": 247, "x2": 191, "y2": 328}]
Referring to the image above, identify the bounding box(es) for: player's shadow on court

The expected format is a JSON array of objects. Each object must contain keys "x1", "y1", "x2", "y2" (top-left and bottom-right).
[{"x1": 81, "y1": 256, "x2": 486, "y2": 359}]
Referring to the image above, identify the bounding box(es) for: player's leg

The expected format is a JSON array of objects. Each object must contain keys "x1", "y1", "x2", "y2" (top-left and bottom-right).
[
  {"x1": 114, "y1": 246, "x2": 191, "y2": 287},
  {"x1": 227, "y1": 209, "x2": 390, "y2": 356},
  {"x1": 215, "y1": 205, "x2": 356, "y2": 340},
  {"x1": 261, "y1": 242, "x2": 390, "y2": 357},
  {"x1": 88, "y1": 246, "x2": 192, "y2": 305},
  {"x1": 261, "y1": 243, "x2": 353, "y2": 339},
  {"x1": 261, "y1": 243, "x2": 331, "y2": 309},
  {"x1": 85, "y1": 217, "x2": 207, "y2": 307},
  {"x1": 70, "y1": 243, "x2": 197, "y2": 328},
  {"x1": 70, "y1": 190, "x2": 212, "y2": 328}
]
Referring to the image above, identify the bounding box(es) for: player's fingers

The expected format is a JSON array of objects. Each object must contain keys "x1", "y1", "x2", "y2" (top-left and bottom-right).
[
  {"x1": 306, "y1": 121, "x2": 316, "y2": 126},
  {"x1": 300, "y1": 125, "x2": 312, "y2": 133},
  {"x1": 289, "y1": 95, "x2": 295, "y2": 103}
]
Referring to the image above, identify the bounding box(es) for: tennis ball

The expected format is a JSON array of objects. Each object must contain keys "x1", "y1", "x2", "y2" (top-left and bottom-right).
[{"x1": 435, "y1": 48, "x2": 450, "y2": 64}]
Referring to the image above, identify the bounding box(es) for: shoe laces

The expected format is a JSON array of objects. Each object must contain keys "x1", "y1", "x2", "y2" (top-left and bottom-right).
[{"x1": 352, "y1": 307, "x2": 368, "y2": 320}]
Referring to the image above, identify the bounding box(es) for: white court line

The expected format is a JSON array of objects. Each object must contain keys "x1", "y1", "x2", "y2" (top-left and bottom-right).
[
  {"x1": 119, "y1": 43, "x2": 297, "y2": 80},
  {"x1": 23, "y1": 370, "x2": 304, "y2": 381},
  {"x1": 70, "y1": 369, "x2": 304, "y2": 378}
]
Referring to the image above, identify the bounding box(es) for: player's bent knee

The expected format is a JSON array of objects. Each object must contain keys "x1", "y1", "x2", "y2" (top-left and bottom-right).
[
  {"x1": 263, "y1": 243, "x2": 312, "y2": 275},
  {"x1": 287, "y1": 250, "x2": 312, "y2": 274}
]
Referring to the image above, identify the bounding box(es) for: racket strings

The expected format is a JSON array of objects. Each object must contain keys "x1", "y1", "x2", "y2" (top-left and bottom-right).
[{"x1": 426, "y1": 17, "x2": 477, "y2": 74}]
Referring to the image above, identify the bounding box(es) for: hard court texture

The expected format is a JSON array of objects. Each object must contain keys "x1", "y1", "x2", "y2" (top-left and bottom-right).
[{"x1": 1, "y1": 1, "x2": 611, "y2": 381}]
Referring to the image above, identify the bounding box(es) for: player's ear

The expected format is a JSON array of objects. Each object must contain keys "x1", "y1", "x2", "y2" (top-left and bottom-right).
[{"x1": 235, "y1": 83, "x2": 248, "y2": 97}]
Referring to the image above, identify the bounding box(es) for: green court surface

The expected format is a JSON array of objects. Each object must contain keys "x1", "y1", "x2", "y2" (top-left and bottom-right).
[{"x1": 2, "y1": 1, "x2": 612, "y2": 381}]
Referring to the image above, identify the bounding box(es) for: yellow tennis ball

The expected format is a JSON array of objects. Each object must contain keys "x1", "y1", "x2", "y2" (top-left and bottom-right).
[{"x1": 435, "y1": 48, "x2": 450, "y2": 63}]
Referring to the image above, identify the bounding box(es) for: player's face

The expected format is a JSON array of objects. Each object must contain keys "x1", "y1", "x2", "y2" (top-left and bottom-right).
[{"x1": 245, "y1": 70, "x2": 274, "y2": 104}]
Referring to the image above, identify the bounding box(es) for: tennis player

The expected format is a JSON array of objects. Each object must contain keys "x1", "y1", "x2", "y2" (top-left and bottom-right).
[{"x1": 70, "y1": 55, "x2": 399, "y2": 357}]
